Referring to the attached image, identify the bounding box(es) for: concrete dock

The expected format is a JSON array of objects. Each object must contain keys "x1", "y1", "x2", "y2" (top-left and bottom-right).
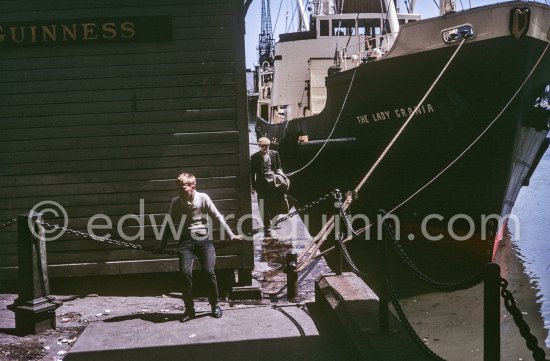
[{"x1": 61, "y1": 300, "x2": 357, "y2": 361}]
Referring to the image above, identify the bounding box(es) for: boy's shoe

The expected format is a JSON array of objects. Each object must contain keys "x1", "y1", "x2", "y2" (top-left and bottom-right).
[
  {"x1": 180, "y1": 309, "x2": 195, "y2": 322},
  {"x1": 212, "y1": 305, "x2": 223, "y2": 318}
]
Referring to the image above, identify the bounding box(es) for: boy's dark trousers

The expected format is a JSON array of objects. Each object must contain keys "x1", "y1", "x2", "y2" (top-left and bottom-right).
[{"x1": 178, "y1": 238, "x2": 218, "y2": 309}]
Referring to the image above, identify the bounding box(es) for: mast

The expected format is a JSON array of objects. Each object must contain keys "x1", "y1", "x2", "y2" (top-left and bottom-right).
[
  {"x1": 384, "y1": 0, "x2": 400, "y2": 38},
  {"x1": 296, "y1": 0, "x2": 310, "y2": 31},
  {"x1": 409, "y1": 0, "x2": 416, "y2": 13}
]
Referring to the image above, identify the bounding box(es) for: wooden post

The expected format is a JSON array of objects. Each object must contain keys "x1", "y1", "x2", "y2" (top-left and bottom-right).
[
  {"x1": 7, "y1": 212, "x2": 61, "y2": 335},
  {"x1": 484, "y1": 262, "x2": 501, "y2": 361}
]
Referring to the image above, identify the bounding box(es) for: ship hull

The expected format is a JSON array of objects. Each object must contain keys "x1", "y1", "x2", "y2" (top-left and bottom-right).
[{"x1": 256, "y1": 3, "x2": 550, "y2": 278}]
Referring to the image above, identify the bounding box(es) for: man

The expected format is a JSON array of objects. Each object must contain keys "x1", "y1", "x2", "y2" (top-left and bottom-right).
[
  {"x1": 250, "y1": 137, "x2": 283, "y2": 237},
  {"x1": 157, "y1": 173, "x2": 241, "y2": 322}
]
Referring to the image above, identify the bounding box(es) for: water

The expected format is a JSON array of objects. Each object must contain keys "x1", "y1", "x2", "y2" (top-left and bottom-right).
[{"x1": 509, "y1": 145, "x2": 550, "y2": 347}]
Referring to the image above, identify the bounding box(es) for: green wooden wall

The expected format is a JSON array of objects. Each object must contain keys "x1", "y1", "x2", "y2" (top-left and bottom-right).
[{"x1": 0, "y1": 0, "x2": 252, "y2": 279}]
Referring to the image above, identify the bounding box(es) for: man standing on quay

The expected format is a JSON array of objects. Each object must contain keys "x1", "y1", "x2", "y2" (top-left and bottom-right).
[{"x1": 250, "y1": 137, "x2": 283, "y2": 237}]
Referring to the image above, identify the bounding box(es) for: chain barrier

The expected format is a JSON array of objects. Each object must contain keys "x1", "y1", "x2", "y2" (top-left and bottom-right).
[
  {"x1": 334, "y1": 189, "x2": 364, "y2": 240},
  {"x1": 381, "y1": 219, "x2": 483, "y2": 292},
  {"x1": 246, "y1": 188, "x2": 343, "y2": 243},
  {"x1": 500, "y1": 278, "x2": 550, "y2": 361},
  {"x1": 0, "y1": 218, "x2": 17, "y2": 231},
  {"x1": 379, "y1": 217, "x2": 549, "y2": 360},
  {"x1": 386, "y1": 276, "x2": 446, "y2": 361},
  {"x1": 273, "y1": 190, "x2": 340, "y2": 227},
  {"x1": 328, "y1": 206, "x2": 444, "y2": 359},
  {"x1": 335, "y1": 232, "x2": 368, "y2": 278},
  {"x1": 39, "y1": 222, "x2": 229, "y2": 256}
]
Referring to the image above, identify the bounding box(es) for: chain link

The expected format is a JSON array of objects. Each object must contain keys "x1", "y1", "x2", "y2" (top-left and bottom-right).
[
  {"x1": 382, "y1": 220, "x2": 483, "y2": 291},
  {"x1": 336, "y1": 228, "x2": 369, "y2": 279},
  {"x1": 40, "y1": 222, "x2": 175, "y2": 256},
  {"x1": 500, "y1": 278, "x2": 550, "y2": 361},
  {"x1": 0, "y1": 218, "x2": 17, "y2": 231},
  {"x1": 273, "y1": 190, "x2": 341, "y2": 227},
  {"x1": 334, "y1": 195, "x2": 443, "y2": 361},
  {"x1": 283, "y1": 188, "x2": 368, "y2": 277},
  {"x1": 386, "y1": 276, "x2": 446, "y2": 361}
]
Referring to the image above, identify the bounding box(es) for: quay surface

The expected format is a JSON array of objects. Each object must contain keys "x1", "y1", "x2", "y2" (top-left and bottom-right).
[{"x1": 1, "y1": 222, "x2": 547, "y2": 361}]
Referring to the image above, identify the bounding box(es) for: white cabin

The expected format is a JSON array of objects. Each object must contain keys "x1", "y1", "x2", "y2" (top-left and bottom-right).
[{"x1": 260, "y1": 11, "x2": 420, "y2": 123}]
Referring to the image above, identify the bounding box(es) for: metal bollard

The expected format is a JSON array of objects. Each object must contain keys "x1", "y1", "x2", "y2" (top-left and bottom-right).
[
  {"x1": 285, "y1": 252, "x2": 298, "y2": 300},
  {"x1": 484, "y1": 262, "x2": 501, "y2": 361},
  {"x1": 7, "y1": 212, "x2": 61, "y2": 335}
]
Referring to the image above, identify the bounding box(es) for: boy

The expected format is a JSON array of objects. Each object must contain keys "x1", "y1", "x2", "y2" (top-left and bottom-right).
[{"x1": 157, "y1": 173, "x2": 241, "y2": 322}]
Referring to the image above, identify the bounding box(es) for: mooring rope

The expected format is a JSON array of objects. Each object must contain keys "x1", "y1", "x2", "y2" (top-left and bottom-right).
[
  {"x1": 384, "y1": 40, "x2": 550, "y2": 217},
  {"x1": 344, "y1": 39, "x2": 550, "y2": 243},
  {"x1": 353, "y1": 38, "x2": 466, "y2": 193},
  {"x1": 286, "y1": 66, "x2": 359, "y2": 177},
  {"x1": 295, "y1": 39, "x2": 466, "y2": 269}
]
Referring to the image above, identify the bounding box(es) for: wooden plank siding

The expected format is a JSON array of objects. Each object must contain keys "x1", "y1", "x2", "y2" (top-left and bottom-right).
[{"x1": 0, "y1": 0, "x2": 253, "y2": 281}]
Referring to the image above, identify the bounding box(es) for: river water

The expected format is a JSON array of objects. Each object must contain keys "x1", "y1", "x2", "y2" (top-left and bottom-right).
[{"x1": 509, "y1": 146, "x2": 550, "y2": 347}]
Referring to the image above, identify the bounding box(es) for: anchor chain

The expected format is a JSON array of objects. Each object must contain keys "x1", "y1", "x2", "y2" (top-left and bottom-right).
[
  {"x1": 382, "y1": 220, "x2": 483, "y2": 292},
  {"x1": 0, "y1": 218, "x2": 17, "y2": 231},
  {"x1": 500, "y1": 278, "x2": 550, "y2": 361}
]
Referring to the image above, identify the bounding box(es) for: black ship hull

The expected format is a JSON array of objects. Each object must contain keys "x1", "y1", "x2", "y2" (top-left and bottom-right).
[{"x1": 256, "y1": 4, "x2": 550, "y2": 278}]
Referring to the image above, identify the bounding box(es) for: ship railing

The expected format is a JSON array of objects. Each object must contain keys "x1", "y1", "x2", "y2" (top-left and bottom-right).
[{"x1": 336, "y1": 31, "x2": 397, "y2": 71}]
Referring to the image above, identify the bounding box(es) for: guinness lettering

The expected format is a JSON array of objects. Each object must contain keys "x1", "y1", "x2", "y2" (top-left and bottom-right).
[{"x1": 0, "y1": 16, "x2": 171, "y2": 47}]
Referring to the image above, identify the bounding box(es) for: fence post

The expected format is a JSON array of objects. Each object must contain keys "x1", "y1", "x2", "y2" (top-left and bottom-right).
[
  {"x1": 285, "y1": 252, "x2": 298, "y2": 300},
  {"x1": 7, "y1": 212, "x2": 61, "y2": 335},
  {"x1": 334, "y1": 204, "x2": 344, "y2": 275},
  {"x1": 378, "y1": 213, "x2": 389, "y2": 332},
  {"x1": 484, "y1": 262, "x2": 501, "y2": 361}
]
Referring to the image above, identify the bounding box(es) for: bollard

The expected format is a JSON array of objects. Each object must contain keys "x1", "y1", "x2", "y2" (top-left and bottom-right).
[
  {"x1": 334, "y1": 208, "x2": 344, "y2": 275},
  {"x1": 7, "y1": 212, "x2": 61, "y2": 335},
  {"x1": 378, "y1": 215, "x2": 389, "y2": 332},
  {"x1": 285, "y1": 252, "x2": 298, "y2": 300},
  {"x1": 484, "y1": 262, "x2": 501, "y2": 361},
  {"x1": 334, "y1": 236, "x2": 343, "y2": 276}
]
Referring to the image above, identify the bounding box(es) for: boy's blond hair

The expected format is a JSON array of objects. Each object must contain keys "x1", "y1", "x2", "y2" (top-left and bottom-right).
[{"x1": 176, "y1": 173, "x2": 196, "y2": 188}]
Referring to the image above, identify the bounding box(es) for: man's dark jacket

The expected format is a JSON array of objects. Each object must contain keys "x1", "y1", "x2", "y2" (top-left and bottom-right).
[{"x1": 250, "y1": 149, "x2": 281, "y2": 194}]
